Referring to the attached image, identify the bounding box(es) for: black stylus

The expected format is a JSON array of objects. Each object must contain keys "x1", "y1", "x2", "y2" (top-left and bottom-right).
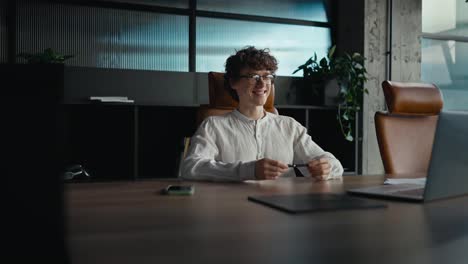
[{"x1": 288, "y1": 163, "x2": 308, "y2": 168}]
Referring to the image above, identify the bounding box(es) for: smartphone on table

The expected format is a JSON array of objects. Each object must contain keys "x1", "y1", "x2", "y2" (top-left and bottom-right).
[{"x1": 161, "y1": 185, "x2": 194, "y2": 195}]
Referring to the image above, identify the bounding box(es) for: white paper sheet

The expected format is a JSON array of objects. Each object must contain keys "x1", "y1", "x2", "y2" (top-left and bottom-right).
[{"x1": 383, "y1": 177, "x2": 426, "y2": 186}]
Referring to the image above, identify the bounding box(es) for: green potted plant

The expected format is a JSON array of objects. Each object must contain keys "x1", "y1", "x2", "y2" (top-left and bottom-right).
[
  {"x1": 293, "y1": 45, "x2": 368, "y2": 141},
  {"x1": 17, "y1": 48, "x2": 74, "y2": 64}
]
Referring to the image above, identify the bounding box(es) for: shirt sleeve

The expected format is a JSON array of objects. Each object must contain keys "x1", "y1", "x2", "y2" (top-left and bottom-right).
[
  {"x1": 180, "y1": 118, "x2": 256, "y2": 182},
  {"x1": 292, "y1": 120, "x2": 344, "y2": 179}
]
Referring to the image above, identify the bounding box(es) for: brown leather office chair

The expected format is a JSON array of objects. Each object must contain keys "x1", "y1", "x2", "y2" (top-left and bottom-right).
[
  {"x1": 375, "y1": 80, "x2": 444, "y2": 176},
  {"x1": 196, "y1": 71, "x2": 278, "y2": 127}
]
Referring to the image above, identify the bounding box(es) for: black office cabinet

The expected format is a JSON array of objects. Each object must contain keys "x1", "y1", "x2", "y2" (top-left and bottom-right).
[
  {"x1": 138, "y1": 106, "x2": 197, "y2": 179},
  {"x1": 63, "y1": 104, "x2": 135, "y2": 181},
  {"x1": 63, "y1": 104, "x2": 198, "y2": 181}
]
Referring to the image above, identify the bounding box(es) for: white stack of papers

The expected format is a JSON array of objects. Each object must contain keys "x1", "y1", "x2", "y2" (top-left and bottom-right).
[
  {"x1": 383, "y1": 177, "x2": 426, "y2": 186},
  {"x1": 89, "y1": 96, "x2": 134, "y2": 103}
]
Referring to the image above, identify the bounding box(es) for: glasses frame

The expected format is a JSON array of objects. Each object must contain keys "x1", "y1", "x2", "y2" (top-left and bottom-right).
[{"x1": 238, "y1": 74, "x2": 276, "y2": 84}]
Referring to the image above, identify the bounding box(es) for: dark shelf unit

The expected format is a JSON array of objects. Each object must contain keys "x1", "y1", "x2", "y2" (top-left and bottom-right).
[
  {"x1": 64, "y1": 103, "x2": 358, "y2": 181},
  {"x1": 63, "y1": 103, "x2": 198, "y2": 181},
  {"x1": 63, "y1": 103, "x2": 136, "y2": 181},
  {"x1": 276, "y1": 105, "x2": 359, "y2": 175}
]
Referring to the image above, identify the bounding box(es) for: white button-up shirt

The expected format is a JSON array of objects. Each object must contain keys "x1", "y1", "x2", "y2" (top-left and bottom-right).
[{"x1": 181, "y1": 109, "x2": 344, "y2": 182}]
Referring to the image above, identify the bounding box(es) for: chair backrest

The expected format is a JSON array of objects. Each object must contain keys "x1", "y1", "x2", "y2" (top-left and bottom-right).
[
  {"x1": 375, "y1": 80, "x2": 444, "y2": 175},
  {"x1": 196, "y1": 72, "x2": 278, "y2": 126}
]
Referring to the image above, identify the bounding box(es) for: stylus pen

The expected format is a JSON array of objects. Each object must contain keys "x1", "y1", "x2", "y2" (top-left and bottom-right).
[{"x1": 288, "y1": 163, "x2": 308, "y2": 168}]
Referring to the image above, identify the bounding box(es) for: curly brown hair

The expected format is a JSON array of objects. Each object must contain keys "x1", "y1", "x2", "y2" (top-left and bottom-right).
[{"x1": 224, "y1": 46, "x2": 278, "y2": 101}]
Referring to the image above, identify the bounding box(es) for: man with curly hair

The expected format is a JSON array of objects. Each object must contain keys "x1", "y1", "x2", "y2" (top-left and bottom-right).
[{"x1": 181, "y1": 46, "x2": 343, "y2": 182}]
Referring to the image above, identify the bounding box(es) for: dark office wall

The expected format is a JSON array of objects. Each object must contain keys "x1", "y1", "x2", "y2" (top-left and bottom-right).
[
  {"x1": 63, "y1": 67, "x2": 197, "y2": 105},
  {"x1": 334, "y1": 0, "x2": 365, "y2": 55},
  {"x1": 61, "y1": 66, "x2": 301, "y2": 106},
  {"x1": 0, "y1": 0, "x2": 7, "y2": 62},
  {"x1": 332, "y1": 0, "x2": 364, "y2": 173}
]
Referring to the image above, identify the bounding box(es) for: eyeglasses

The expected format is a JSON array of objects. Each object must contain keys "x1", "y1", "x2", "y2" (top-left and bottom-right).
[{"x1": 239, "y1": 74, "x2": 276, "y2": 84}]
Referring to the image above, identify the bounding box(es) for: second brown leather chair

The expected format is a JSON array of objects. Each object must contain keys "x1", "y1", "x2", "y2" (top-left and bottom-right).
[
  {"x1": 375, "y1": 80, "x2": 444, "y2": 175},
  {"x1": 196, "y1": 72, "x2": 278, "y2": 127}
]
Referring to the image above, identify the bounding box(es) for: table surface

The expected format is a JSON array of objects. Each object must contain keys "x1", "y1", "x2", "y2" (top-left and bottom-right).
[{"x1": 66, "y1": 175, "x2": 468, "y2": 264}]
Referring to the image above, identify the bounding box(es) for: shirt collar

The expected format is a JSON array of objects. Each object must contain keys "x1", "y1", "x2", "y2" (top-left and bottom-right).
[{"x1": 232, "y1": 109, "x2": 270, "y2": 124}]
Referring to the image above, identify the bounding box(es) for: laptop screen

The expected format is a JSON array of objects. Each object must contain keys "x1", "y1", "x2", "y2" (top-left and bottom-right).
[{"x1": 424, "y1": 111, "x2": 468, "y2": 201}]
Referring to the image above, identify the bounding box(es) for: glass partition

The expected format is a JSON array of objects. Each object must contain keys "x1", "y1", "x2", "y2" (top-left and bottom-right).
[
  {"x1": 197, "y1": 0, "x2": 328, "y2": 22},
  {"x1": 196, "y1": 17, "x2": 331, "y2": 76},
  {"x1": 422, "y1": 0, "x2": 468, "y2": 111}
]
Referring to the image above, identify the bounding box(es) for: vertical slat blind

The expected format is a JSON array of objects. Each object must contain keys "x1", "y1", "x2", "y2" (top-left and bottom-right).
[{"x1": 16, "y1": 0, "x2": 189, "y2": 71}]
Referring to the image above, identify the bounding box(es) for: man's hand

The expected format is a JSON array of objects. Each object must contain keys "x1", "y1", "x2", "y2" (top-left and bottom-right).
[
  {"x1": 255, "y1": 158, "x2": 288, "y2": 180},
  {"x1": 307, "y1": 157, "x2": 331, "y2": 181}
]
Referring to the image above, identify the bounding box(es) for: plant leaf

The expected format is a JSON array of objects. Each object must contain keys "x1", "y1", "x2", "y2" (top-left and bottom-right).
[
  {"x1": 292, "y1": 65, "x2": 305, "y2": 74},
  {"x1": 352, "y1": 52, "x2": 361, "y2": 59},
  {"x1": 328, "y1": 45, "x2": 336, "y2": 59},
  {"x1": 342, "y1": 113, "x2": 349, "y2": 120},
  {"x1": 294, "y1": 45, "x2": 369, "y2": 142},
  {"x1": 319, "y1": 57, "x2": 328, "y2": 69}
]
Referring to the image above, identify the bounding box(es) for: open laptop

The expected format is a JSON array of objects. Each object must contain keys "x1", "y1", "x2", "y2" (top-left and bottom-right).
[{"x1": 347, "y1": 111, "x2": 468, "y2": 202}]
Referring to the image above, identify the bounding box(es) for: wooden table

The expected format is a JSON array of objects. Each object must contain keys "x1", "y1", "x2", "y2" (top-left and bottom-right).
[{"x1": 66, "y1": 176, "x2": 468, "y2": 264}]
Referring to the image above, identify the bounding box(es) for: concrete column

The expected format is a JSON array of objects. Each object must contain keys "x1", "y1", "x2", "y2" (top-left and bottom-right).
[
  {"x1": 362, "y1": 0, "x2": 388, "y2": 174},
  {"x1": 391, "y1": 0, "x2": 422, "y2": 82},
  {"x1": 362, "y1": 0, "x2": 422, "y2": 174}
]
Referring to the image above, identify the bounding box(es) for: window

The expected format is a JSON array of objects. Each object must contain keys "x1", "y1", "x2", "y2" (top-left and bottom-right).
[
  {"x1": 16, "y1": 1, "x2": 189, "y2": 71},
  {"x1": 95, "y1": 0, "x2": 189, "y2": 8},
  {"x1": 196, "y1": 17, "x2": 331, "y2": 76},
  {"x1": 422, "y1": 0, "x2": 468, "y2": 111},
  {"x1": 14, "y1": 0, "x2": 331, "y2": 76},
  {"x1": 197, "y1": 0, "x2": 328, "y2": 22}
]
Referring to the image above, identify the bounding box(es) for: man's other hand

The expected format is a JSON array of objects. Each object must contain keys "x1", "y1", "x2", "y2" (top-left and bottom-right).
[
  {"x1": 255, "y1": 158, "x2": 288, "y2": 180},
  {"x1": 307, "y1": 158, "x2": 331, "y2": 181}
]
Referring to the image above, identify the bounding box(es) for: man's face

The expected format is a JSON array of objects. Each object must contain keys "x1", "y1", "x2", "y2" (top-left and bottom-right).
[{"x1": 231, "y1": 68, "x2": 274, "y2": 107}]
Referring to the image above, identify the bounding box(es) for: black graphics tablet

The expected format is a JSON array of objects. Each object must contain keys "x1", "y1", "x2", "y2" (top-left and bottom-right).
[{"x1": 248, "y1": 193, "x2": 387, "y2": 214}]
